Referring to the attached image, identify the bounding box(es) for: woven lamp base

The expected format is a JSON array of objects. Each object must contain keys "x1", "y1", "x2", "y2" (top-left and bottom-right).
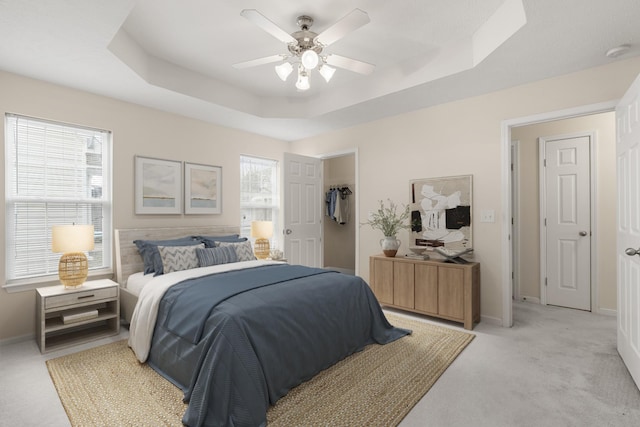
[
  {"x1": 59, "y1": 252, "x2": 89, "y2": 288},
  {"x1": 254, "y1": 238, "x2": 271, "y2": 260}
]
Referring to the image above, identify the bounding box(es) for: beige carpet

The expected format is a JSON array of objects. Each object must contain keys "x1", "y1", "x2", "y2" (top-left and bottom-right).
[{"x1": 47, "y1": 314, "x2": 474, "y2": 426}]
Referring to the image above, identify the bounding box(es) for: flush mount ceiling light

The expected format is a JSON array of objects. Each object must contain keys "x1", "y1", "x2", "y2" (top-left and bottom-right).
[{"x1": 233, "y1": 9, "x2": 375, "y2": 91}]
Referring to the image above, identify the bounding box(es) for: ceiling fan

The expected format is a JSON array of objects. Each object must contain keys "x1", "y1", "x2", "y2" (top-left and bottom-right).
[{"x1": 233, "y1": 9, "x2": 375, "y2": 91}]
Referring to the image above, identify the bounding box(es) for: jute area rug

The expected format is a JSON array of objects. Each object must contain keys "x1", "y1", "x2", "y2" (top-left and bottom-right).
[{"x1": 47, "y1": 314, "x2": 474, "y2": 426}]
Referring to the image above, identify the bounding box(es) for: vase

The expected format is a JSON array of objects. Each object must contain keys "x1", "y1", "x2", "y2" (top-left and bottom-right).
[{"x1": 380, "y1": 236, "x2": 401, "y2": 257}]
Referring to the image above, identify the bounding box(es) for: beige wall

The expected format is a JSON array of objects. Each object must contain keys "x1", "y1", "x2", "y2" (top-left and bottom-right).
[
  {"x1": 323, "y1": 154, "x2": 356, "y2": 271},
  {"x1": 291, "y1": 57, "x2": 640, "y2": 323},
  {"x1": 1, "y1": 57, "x2": 639, "y2": 340},
  {"x1": 511, "y1": 112, "x2": 617, "y2": 310},
  {"x1": 0, "y1": 70, "x2": 289, "y2": 341}
]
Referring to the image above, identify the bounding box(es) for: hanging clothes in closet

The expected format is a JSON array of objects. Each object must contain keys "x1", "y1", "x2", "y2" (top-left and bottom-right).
[{"x1": 325, "y1": 186, "x2": 352, "y2": 225}]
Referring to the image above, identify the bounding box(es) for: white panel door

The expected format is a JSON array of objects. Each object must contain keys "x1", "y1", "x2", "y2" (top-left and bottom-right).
[
  {"x1": 544, "y1": 135, "x2": 591, "y2": 310},
  {"x1": 283, "y1": 153, "x2": 322, "y2": 267},
  {"x1": 617, "y1": 73, "x2": 640, "y2": 389}
]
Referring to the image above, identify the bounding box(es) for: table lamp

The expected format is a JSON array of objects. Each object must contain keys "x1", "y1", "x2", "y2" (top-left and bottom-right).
[
  {"x1": 251, "y1": 221, "x2": 273, "y2": 260},
  {"x1": 52, "y1": 224, "x2": 95, "y2": 288}
]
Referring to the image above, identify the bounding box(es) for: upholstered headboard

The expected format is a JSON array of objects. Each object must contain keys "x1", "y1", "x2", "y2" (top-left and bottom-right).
[{"x1": 114, "y1": 225, "x2": 240, "y2": 286}]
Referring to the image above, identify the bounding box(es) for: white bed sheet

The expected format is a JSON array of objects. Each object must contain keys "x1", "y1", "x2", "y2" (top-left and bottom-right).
[{"x1": 125, "y1": 271, "x2": 155, "y2": 296}]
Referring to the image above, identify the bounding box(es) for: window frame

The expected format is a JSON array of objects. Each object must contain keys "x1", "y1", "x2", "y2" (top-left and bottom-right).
[
  {"x1": 239, "y1": 155, "x2": 280, "y2": 251},
  {"x1": 3, "y1": 113, "x2": 113, "y2": 292}
]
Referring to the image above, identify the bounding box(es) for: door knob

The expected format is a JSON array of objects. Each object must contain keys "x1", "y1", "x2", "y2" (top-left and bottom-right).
[
  {"x1": 285, "y1": 229, "x2": 292, "y2": 235},
  {"x1": 625, "y1": 248, "x2": 640, "y2": 256},
  {"x1": 579, "y1": 231, "x2": 588, "y2": 236}
]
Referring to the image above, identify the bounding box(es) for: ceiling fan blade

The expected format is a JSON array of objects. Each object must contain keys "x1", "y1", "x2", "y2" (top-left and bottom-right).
[
  {"x1": 240, "y1": 9, "x2": 297, "y2": 44},
  {"x1": 325, "y1": 54, "x2": 375, "y2": 75},
  {"x1": 314, "y1": 9, "x2": 370, "y2": 47},
  {"x1": 233, "y1": 54, "x2": 286, "y2": 69}
]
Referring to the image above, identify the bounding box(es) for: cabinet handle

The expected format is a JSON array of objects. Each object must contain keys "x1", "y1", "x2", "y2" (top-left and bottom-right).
[{"x1": 77, "y1": 294, "x2": 95, "y2": 300}]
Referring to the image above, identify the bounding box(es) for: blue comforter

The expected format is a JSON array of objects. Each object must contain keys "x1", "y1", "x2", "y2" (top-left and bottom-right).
[{"x1": 147, "y1": 264, "x2": 410, "y2": 427}]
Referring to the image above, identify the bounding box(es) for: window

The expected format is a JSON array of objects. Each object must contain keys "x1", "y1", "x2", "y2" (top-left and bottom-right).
[
  {"x1": 239, "y1": 155, "x2": 279, "y2": 249},
  {"x1": 5, "y1": 114, "x2": 112, "y2": 285}
]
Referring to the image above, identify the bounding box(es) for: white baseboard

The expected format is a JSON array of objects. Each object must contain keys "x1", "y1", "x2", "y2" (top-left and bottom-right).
[
  {"x1": 480, "y1": 314, "x2": 502, "y2": 326},
  {"x1": 597, "y1": 307, "x2": 616, "y2": 317},
  {"x1": 0, "y1": 333, "x2": 34, "y2": 346},
  {"x1": 515, "y1": 298, "x2": 617, "y2": 317}
]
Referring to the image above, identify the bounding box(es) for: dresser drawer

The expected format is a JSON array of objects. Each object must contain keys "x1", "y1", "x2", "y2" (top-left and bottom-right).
[{"x1": 44, "y1": 286, "x2": 118, "y2": 309}]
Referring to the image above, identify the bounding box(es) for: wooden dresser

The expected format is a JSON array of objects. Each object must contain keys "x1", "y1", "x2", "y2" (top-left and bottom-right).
[{"x1": 369, "y1": 255, "x2": 480, "y2": 330}]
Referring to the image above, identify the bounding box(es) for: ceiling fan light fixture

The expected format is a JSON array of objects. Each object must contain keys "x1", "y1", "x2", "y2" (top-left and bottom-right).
[
  {"x1": 237, "y1": 9, "x2": 375, "y2": 92},
  {"x1": 296, "y1": 69, "x2": 310, "y2": 91},
  {"x1": 319, "y1": 64, "x2": 336, "y2": 82},
  {"x1": 301, "y1": 50, "x2": 319, "y2": 70},
  {"x1": 275, "y1": 62, "x2": 293, "y2": 81}
]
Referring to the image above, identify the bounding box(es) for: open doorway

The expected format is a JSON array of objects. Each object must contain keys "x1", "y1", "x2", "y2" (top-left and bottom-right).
[
  {"x1": 322, "y1": 150, "x2": 357, "y2": 275},
  {"x1": 508, "y1": 111, "x2": 617, "y2": 318}
]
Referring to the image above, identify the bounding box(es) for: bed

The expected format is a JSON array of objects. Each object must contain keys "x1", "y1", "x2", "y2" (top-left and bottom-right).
[{"x1": 115, "y1": 226, "x2": 410, "y2": 427}]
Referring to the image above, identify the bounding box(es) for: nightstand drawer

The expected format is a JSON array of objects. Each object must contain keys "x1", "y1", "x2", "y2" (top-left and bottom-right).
[{"x1": 45, "y1": 287, "x2": 118, "y2": 310}]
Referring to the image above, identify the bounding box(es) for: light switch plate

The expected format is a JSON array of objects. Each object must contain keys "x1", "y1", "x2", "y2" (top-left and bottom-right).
[{"x1": 480, "y1": 209, "x2": 495, "y2": 223}]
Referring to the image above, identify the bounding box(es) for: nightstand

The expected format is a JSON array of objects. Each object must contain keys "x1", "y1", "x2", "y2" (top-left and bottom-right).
[{"x1": 36, "y1": 279, "x2": 120, "y2": 353}]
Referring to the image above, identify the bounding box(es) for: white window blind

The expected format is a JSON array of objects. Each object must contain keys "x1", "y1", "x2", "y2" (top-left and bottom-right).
[
  {"x1": 5, "y1": 114, "x2": 112, "y2": 283},
  {"x1": 240, "y1": 155, "x2": 280, "y2": 249}
]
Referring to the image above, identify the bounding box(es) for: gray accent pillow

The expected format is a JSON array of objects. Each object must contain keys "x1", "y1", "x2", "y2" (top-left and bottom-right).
[
  {"x1": 196, "y1": 246, "x2": 238, "y2": 267},
  {"x1": 218, "y1": 240, "x2": 257, "y2": 262},
  {"x1": 158, "y1": 244, "x2": 204, "y2": 274},
  {"x1": 134, "y1": 237, "x2": 201, "y2": 275},
  {"x1": 194, "y1": 234, "x2": 248, "y2": 248}
]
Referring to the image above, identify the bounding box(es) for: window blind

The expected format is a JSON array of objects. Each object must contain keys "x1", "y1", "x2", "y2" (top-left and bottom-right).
[
  {"x1": 5, "y1": 114, "x2": 112, "y2": 282},
  {"x1": 239, "y1": 155, "x2": 279, "y2": 247}
]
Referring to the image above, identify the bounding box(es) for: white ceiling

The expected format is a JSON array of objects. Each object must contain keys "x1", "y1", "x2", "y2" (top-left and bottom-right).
[{"x1": 1, "y1": 0, "x2": 639, "y2": 141}]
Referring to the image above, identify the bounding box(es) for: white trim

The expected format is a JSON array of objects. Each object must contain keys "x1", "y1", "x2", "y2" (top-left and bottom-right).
[
  {"x1": 510, "y1": 141, "x2": 521, "y2": 301},
  {"x1": 319, "y1": 148, "x2": 360, "y2": 275},
  {"x1": 538, "y1": 138, "x2": 547, "y2": 304},
  {"x1": 598, "y1": 307, "x2": 617, "y2": 317},
  {"x1": 520, "y1": 296, "x2": 541, "y2": 304},
  {"x1": 480, "y1": 314, "x2": 503, "y2": 326},
  {"x1": 0, "y1": 333, "x2": 34, "y2": 346},
  {"x1": 500, "y1": 100, "x2": 617, "y2": 327}
]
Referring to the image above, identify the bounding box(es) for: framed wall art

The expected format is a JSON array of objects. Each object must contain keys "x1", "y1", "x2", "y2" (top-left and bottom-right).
[
  {"x1": 184, "y1": 162, "x2": 222, "y2": 214},
  {"x1": 134, "y1": 156, "x2": 182, "y2": 214},
  {"x1": 409, "y1": 174, "x2": 472, "y2": 251}
]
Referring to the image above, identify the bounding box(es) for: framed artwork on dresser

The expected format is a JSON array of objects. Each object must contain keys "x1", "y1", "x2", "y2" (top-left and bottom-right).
[{"x1": 409, "y1": 174, "x2": 473, "y2": 251}]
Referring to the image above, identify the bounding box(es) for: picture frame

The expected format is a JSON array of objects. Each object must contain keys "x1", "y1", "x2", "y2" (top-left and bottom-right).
[
  {"x1": 184, "y1": 162, "x2": 222, "y2": 214},
  {"x1": 409, "y1": 174, "x2": 473, "y2": 251},
  {"x1": 134, "y1": 156, "x2": 182, "y2": 214}
]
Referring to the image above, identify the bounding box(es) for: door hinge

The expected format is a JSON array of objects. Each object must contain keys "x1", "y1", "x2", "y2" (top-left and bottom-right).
[
  {"x1": 544, "y1": 218, "x2": 547, "y2": 226},
  {"x1": 545, "y1": 277, "x2": 548, "y2": 286},
  {"x1": 543, "y1": 158, "x2": 547, "y2": 167}
]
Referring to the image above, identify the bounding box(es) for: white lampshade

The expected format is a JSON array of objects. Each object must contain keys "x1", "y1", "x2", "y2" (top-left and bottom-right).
[
  {"x1": 319, "y1": 64, "x2": 336, "y2": 82},
  {"x1": 250, "y1": 221, "x2": 273, "y2": 239},
  {"x1": 52, "y1": 225, "x2": 95, "y2": 253},
  {"x1": 301, "y1": 50, "x2": 319, "y2": 70},
  {"x1": 274, "y1": 62, "x2": 293, "y2": 81},
  {"x1": 296, "y1": 69, "x2": 310, "y2": 91}
]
